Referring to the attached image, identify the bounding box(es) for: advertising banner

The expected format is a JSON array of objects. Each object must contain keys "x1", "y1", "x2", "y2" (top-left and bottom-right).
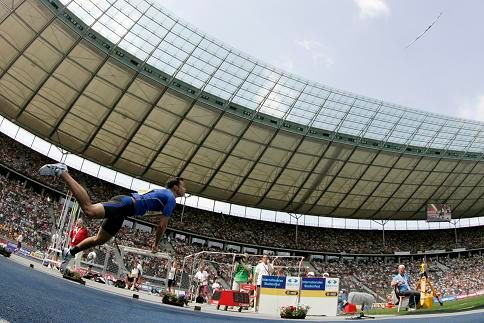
[
  {"x1": 259, "y1": 275, "x2": 339, "y2": 317},
  {"x1": 300, "y1": 277, "x2": 339, "y2": 317},
  {"x1": 259, "y1": 276, "x2": 298, "y2": 315}
]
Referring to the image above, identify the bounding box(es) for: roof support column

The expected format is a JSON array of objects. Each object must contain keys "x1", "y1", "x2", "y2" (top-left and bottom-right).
[
  {"x1": 450, "y1": 218, "x2": 461, "y2": 245},
  {"x1": 289, "y1": 212, "x2": 303, "y2": 247},
  {"x1": 372, "y1": 219, "x2": 390, "y2": 250}
]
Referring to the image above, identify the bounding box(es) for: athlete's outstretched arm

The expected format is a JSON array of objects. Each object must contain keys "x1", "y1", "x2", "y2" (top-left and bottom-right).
[{"x1": 152, "y1": 216, "x2": 169, "y2": 253}]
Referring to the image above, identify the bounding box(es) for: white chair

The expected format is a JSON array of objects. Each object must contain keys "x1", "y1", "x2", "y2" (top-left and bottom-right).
[{"x1": 393, "y1": 286, "x2": 409, "y2": 312}]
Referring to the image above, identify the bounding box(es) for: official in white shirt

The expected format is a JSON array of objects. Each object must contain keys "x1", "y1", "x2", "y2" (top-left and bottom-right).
[{"x1": 254, "y1": 255, "x2": 275, "y2": 311}]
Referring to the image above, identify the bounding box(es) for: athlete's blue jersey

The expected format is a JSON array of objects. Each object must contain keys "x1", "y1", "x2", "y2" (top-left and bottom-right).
[{"x1": 131, "y1": 189, "x2": 176, "y2": 217}]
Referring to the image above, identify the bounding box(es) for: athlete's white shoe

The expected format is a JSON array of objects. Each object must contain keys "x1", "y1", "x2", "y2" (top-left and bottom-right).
[
  {"x1": 39, "y1": 163, "x2": 67, "y2": 176},
  {"x1": 59, "y1": 247, "x2": 73, "y2": 273}
]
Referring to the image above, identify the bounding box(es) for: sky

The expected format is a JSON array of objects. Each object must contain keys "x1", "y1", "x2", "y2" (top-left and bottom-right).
[{"x1": 157, "y1": 0, "x2": 484, "y2": 121}]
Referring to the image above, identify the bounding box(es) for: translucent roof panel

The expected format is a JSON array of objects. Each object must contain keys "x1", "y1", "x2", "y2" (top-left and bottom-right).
[{"x1": 54, "y1": 0, "x2": 484, "y2": 154}]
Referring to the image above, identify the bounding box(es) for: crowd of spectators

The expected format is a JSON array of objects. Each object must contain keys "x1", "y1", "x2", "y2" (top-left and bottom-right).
[
  {"x1": 1, "y1": 132, "x2": 483, "y2": 255},
  {"x1": 1, "y1": 166, "x2": 482, "y2": 296},
  {"x1": 0, "y1": 132, "x2": 483, "y2": 295},
  {"x1": 0, "y1": 174, "x2": 58, "y2": 251},
  {"x1": 311, "y1": 256, "x2": 484, "y2": 300},
  {"x1": 0, "y1": 133, "x2": 129, "y2": 202},
  {"x1": 165, "y1": 207, "x2": 484, "y2": 254},
  {"x1": 433, "y1": 255, "x2": 484, "y2": 296}
]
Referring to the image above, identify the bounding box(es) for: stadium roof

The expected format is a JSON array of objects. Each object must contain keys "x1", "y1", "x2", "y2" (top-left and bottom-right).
[{"x1": 1, "y1": 0, "x2": 484, "y2": 220}]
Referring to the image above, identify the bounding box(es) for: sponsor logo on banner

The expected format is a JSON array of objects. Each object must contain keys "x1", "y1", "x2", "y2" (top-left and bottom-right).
[
  {"x1": 285, "y1": 277, "x2": 300, "y2": 290},
  {"x1": 261, "y1": 276, "x2": 286, "y2": 289},
  {"x1": 325, "y1": 278, "x2": 339, "y2": 291},
  {"x1": 5, "y1": 241, "x2": 31, "y2": 256},
  {"x1": 301, "y1": 278, "x2": 325, "y2": 290},
  {"x1": 285, "y1": 290, "x2": 299, "y2": 295},
  {"x1": 6, "y1": 242, "x2": 16, "y2": 251},
  {"x1": 30, "y1": 251, "x2": 44, "y2": 260},
  {"x1": 437, "y1": 296, "x2": 456, "y2": 302},
  {"x1": 18, "y1": 248, "x2": 31, "y2": 256}
]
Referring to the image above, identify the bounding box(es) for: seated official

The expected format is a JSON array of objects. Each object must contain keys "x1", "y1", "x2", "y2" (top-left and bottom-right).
[{"x1": 391, "y1": 264, "x2": 420, "y2": 310}]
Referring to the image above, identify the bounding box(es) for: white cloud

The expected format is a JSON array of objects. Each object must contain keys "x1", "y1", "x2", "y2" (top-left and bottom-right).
[
  {"x1": 296, "y1": 39, "x2": 333, "y2": 67},
  {"x1": 273, "y1": 55, "x2": 295, "y2": 72},
  {"x1": 457, "y1": 95, "x2": 484, "y2": 122},
  {"x1": 311, "y1": 52, "x2": 334, "y2": 67},
  {"x1": 354, "y1": 0, "x2": 390, "y2": 19},
  {"x1": 297, "y1": 39, "x2": 322, "y2": 51}
]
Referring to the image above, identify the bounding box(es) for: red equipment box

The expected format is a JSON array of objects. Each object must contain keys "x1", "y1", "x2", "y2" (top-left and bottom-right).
[{"x1": 212, "y1": 290, "x2": 250, "y2": 312}]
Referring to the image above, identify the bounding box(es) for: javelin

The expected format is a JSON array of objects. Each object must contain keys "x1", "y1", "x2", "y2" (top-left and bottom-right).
[{"x1": 406, "y1": 12, "x2": 443, "y2": 49}]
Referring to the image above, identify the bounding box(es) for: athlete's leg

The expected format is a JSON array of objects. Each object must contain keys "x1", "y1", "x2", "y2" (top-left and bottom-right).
[
  {"x1": 39, "y1": 163, "x2": 105, "y2": 219},
  {"x1": 61, "y1": 227, "x2": 113, "y2": 272},
  {"x1": 72, "y1": 227, "x2": 112, "y2": 254},
  {"x1": 69, "y1": 228, "x2": 111, "y2": 270},
  {"x1": 60, "y1": 172, "x2": 105, "y2": 219}
]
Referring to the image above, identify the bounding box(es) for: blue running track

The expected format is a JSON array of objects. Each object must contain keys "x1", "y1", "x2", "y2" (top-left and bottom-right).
[{"x1": 0, "y1": 257, "x2": 482, "y2": 323}]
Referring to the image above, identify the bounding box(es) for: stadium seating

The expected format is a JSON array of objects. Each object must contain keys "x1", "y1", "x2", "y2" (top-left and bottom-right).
[{"x1": 0, "y1": 132, "x2": 482, "y2": 298}]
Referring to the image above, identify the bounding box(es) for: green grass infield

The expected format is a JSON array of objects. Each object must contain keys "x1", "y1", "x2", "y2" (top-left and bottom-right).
[{"x1": 365, "y1": 295, "x2": 484, "y2": 315}]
